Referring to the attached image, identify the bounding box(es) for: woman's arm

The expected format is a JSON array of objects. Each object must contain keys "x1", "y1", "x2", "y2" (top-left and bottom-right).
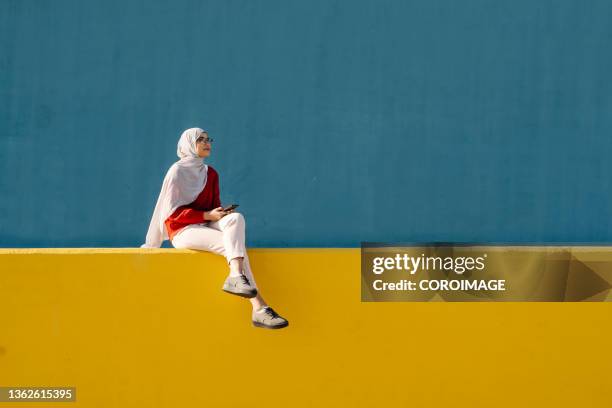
[
  {"x1": 166, "y1": 206, "x2": 207, "y2": 224},
  {"x1": 166, "y1": 204, "x2": 225, "y2": 226}
]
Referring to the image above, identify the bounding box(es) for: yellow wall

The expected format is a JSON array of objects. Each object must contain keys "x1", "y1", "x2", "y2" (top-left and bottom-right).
[{"x1": 0, "y1": 248, "x2": 610, "y2": 407}]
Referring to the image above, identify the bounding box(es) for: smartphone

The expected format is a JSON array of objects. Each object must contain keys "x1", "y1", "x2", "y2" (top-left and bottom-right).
[{"x1": 223, "y1": 204, "x2": 239, "y2": 212}]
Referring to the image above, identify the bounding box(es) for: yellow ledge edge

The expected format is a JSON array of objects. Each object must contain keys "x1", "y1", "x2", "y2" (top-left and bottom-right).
[
  {"x1": 2, "y1": 246, "x2": 612, "y2": 255},
  {"x1": 0, "y1": 247, "x2": 360, "y2": 255}
]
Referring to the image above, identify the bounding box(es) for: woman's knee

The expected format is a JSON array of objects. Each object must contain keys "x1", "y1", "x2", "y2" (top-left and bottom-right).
[
  {"x1": 230, "y1": 212, "x2": 245, "y2": 222},
  {"x1": 221, "y1": 212, "x2": 245, "y2": 228}
]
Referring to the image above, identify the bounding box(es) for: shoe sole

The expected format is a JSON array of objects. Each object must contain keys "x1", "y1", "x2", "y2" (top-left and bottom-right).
[
  {"x1": 252, "y1": 320, "x2": 289, "y2": 330},
  {"x1": 222, "y1": 288, "x2": 258, "y2": 299}
]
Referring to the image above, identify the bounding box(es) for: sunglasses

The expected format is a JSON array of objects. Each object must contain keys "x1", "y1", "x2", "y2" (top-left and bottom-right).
[{"x1": 196, "y1": 136, "x2": 214, "y2": 144}]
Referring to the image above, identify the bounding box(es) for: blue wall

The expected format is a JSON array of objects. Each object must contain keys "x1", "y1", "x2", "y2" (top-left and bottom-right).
[{"x1": 2, "y1": 0, "x2": 612, "y2": 247}]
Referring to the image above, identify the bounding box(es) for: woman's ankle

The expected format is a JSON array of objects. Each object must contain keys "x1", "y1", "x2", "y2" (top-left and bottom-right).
[
  {"x1": 250, "y1": 297, "x2": 267, "y2": 311},
  {"x1": 228, "y1": 267, "x2": 243, "y2": 277}
]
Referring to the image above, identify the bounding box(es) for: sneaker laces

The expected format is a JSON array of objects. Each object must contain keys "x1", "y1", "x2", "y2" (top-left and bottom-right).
[
  {"x1": 263, "y1": 307, "x2": 280, "y2": 319},
  {"x1": 239, "y1": 274, "x2": 251, "y2": 286}
]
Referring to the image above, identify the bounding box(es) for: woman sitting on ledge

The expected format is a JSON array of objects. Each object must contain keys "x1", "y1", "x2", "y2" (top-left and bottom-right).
[{"x1": 141, "y1": 127, "x2": 288, "y2": 329}]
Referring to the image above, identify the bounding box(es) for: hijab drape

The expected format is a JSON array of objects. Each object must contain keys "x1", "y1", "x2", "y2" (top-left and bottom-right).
[{"x1": 141, "y1": 128, "x2": 208, "y2": 248}]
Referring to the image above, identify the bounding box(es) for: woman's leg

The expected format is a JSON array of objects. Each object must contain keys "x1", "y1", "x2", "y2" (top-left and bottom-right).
[
  {"x1": 172, "y1": 215, "x2": 267, "y2": 310},
  {"x1": 172, "y1": 218, "x2": 287, "y2": 328},
  {"x1": 171, "y1": 223, "x2": 225, "y2": 255},
  {"x1": 207, "y1": 213, "x2": 268, "y2": 310}
]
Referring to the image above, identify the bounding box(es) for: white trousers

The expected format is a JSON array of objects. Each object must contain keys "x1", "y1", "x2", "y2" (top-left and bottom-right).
[{"x1": 170, "y1": 212, "x2": 259, "y2": 289}]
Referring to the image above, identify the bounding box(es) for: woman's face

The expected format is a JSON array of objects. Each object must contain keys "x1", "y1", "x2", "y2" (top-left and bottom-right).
[{"x1": 196, "y1": 133, "x2": 212, "y2": 158}]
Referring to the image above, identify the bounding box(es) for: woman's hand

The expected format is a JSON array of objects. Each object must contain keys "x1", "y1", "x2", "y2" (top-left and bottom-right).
[{"x1": 204, "y1": 207, "x2": 227, "y2": 221}]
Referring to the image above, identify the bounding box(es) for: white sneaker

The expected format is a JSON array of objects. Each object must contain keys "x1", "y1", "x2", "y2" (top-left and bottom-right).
[
  {"x1": 252, "y1": 306, "x2": 289, "y2": 329},
  {"x1": 222, "y1": 274, "x2": 258, "y2": 298}
]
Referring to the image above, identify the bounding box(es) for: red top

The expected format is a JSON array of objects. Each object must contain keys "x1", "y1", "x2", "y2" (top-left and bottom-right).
[{"x1": 164, "y1": 166, "x2": 221, "y2": 241}]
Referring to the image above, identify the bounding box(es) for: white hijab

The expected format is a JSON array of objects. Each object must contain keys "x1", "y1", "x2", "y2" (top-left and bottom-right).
[{"x1": 141, "y1": 128, "x2": 209, "y2": 248}]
